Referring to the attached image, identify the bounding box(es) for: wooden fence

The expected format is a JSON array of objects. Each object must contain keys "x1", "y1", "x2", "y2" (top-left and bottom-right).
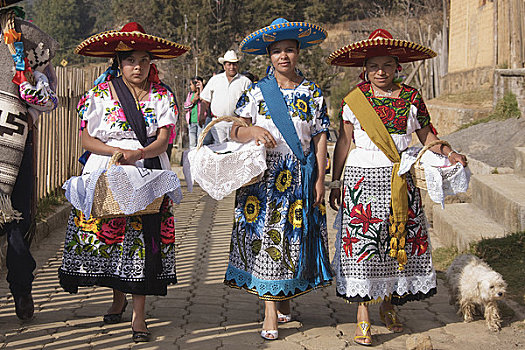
[{"x1": 36, "y1": 65, "x2": 105, "y2": 201}]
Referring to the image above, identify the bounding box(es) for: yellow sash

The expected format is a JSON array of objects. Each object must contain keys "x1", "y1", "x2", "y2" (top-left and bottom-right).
[{"x1": 343, "y1": 88, "x2": 408, "y2": 270}]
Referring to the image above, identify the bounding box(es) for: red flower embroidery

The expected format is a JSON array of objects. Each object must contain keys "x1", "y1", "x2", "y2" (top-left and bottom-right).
[
  {"x1": 342, "y1": 228, "x2": 359, "y2": 257},
  {"x1": 407, "y1": 207, "x2": 417, "y2": 227},
  {"x1": 350, "y1": 203, "x2": 383, "y2": 234},
  {"x1": 354, "y1": 176, "x2": 365, "y2": 190},
  {"x1": 374, "y1": 105, "x2": 396, "y2": 123},
  {"x1": 160, "y1": 216, "x2": 175, "y2": 244},
  {"x1": 392, "y1": 115, "x2": 408, "y2": 130},
  {"x1": 407, "y1": 227, "x2": 428, "y2": 256},
  {"x1": 392, "y1": 99, "x2": 406, "y2": 108},
  {"x1": 98, "y1": 217, "x2": 126, "y2": 245}
]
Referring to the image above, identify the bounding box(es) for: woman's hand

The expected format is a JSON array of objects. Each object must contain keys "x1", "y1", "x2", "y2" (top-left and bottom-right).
[
  {"x1": 448, "y1": 151, "x2": 468, "y2": 167},
  {"x1": 117, "y1": 148, "x2": 142, "y2": 165},
  {"x1": 195, "y1": 80, "x2": 203, "y2": 92},
  {"x1": 313, "y1": 178, "x2": 325, "y2": 207},
  {"x1": 250, "y1": 126, "x2": 276, "y2": 148},
  {"x1": 329, "y1": 188, "x2": 341, "y2": 211}
]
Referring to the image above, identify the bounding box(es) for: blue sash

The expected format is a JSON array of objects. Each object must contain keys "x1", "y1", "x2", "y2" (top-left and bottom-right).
[{"x1": 258, "y1": 75, "x2": 331, "y2": 285}]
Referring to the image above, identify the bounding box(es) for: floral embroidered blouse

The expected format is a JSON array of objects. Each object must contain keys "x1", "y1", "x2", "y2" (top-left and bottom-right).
[
  {"x1": 341, "y1": 82, "x2": 432, "y2": 168},
  {"x1": 78, "y1": 81, "x2": 178, "y2": 143},
  {"x1": 235, "y1": 78, "x2": 330, "y2": 154}
]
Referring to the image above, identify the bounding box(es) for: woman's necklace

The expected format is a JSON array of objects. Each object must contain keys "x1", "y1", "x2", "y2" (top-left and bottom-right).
[
  {"x1": 276, "y1": 74, "x2": 301, "y2": 89},
  {"x1": 123, "y1": 78, "x2": 149, "y2": 110},
  {"x1": 278, "y1": 80, "x2": 299, "y2": 89},
  {"x1": 372, "y1": 85, "x2": 394, "y2": 97}
]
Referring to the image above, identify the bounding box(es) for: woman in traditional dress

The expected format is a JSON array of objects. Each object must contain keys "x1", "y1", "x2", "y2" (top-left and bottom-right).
[
  {"x1": 327, "y1": 29, "x2": 467, "y2": 346},
  {"x1": 58, "y1": 22, "x2": 189, "y2": 342},
  {"x1": 224, "y1": 18, "x2": 332, "y2": 340}
]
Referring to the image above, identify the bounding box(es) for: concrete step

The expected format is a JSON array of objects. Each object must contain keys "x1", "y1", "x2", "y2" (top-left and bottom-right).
[
  {"x1": 432, "y1": 203, "x2": 507, "y2": 251},
  {"x1": 472, "y1": 174, "x2": 525, "y2": 232},
  {"x1": 515, "y1": 147, "x2": 525, "y2": 176}
]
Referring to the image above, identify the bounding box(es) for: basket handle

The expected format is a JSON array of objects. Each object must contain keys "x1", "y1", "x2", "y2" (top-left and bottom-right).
[
  {"x1": 196, "y1": 115, "x2": 249, "y2": 149},
  {"x1": 415, "y1": 140, "x2": 451, "y2": 164},
  {"x1": 108, "y1": 151, "x2": 123, "y2": 168}
]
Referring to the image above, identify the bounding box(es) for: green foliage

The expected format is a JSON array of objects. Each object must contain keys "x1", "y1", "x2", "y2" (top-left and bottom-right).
[
  {"x1": 36, "y1": 191, "x2": 66, "y2": 221},
  {"x1": 24, "y1": 0, "x2": 444, "y2": 105},
  {"x1": 327, "y1": 70, "x2": 361, "y2": 125},
  {"x1": 491, "y1": 92, "x2": 521, "y2": 120},
  {"x1": 30, "y1": 0, "x2": 95, "y2": 65}
]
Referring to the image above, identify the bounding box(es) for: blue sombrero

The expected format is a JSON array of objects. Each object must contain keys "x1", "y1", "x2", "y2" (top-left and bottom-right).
[{"x1": 240, "y1": 18, "x2": 327, "y2": 55}]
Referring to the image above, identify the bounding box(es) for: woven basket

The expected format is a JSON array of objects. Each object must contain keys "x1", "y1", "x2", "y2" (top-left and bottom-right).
[
  {"x1": 91, "y1": 152, "x2": 164, "y2": 219},
  {"x1": 197, "y1": 116, "x2": 261, "y2": 187},
  {"x1": 410, "y1": 140, "x2": 451, "y2": 190}
]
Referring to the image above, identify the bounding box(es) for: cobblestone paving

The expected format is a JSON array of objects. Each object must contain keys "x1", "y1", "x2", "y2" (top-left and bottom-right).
[{"x1": 0, "y1": 185, "x2": 524, "y2": 349}]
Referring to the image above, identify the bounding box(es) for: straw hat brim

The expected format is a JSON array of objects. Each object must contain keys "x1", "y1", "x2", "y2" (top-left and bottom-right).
[
  {"x1": 75, "y1": 30, "x2": 190, "y2": 59},
  {"x1": 240, "y1": 21, "x2": 326, "y2": 55},
  {"x1": 218, "y1": 57, "x2": 239, "y2": 64},
  {"x1": 327, "y1": 37, "x2": 436, "y2": 67}
]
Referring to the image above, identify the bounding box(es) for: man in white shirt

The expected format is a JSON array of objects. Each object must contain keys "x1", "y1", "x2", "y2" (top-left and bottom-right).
[{"x1": 200, "y1": 50, "x2": 252, "y2": 143}]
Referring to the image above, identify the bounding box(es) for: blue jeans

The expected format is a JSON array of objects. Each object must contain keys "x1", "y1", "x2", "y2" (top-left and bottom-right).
[
  {"x1": 2, "y1": 130, "x2": 36, "y2": 297},
  {"x1": 201, "y1": 116, "x2": 214, "y2": 146},
  {"x1": 188, "y1": 122, "x2": 202, "y2": 149}
]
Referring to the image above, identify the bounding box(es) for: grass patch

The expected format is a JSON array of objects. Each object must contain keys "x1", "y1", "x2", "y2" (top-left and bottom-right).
[
  {"x1": 36, "y1": 191, "x2": 66, "y2": 221},
  {"x1": 433, "y1": 232, "x2": 525, "y2": 306},
  {"x1": 457, "y1": 92, "x2": 521, "y2": 131}
]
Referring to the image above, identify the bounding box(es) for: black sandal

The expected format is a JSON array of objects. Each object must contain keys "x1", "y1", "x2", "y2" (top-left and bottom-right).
[
  {"x1": 132, "y1": 326, "x2": 151, "y2": 342},
  {"x1": 103, "y1": 299, "x2": 128, "y2": 324}
]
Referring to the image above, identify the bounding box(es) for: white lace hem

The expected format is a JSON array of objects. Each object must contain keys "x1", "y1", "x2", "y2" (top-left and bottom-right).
[{"x1": 334, "y1": 272, "x2": 437, "y2": 300}]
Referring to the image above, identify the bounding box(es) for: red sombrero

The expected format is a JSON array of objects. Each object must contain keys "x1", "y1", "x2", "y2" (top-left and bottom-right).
[
  {"x1": 75, "y1": 22, "x2": 190, "y2": 59},
  {"x1": 327, "y1": 29, "x2": 436, "y2": 67}
]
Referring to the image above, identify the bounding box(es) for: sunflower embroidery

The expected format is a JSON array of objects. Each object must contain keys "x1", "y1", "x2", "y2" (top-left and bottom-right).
[
  {"x1": 268, "y1": 155, "x2": 297, "y2": 203},
  {"x1": 244, "y1": 196, "x2": 260, "y2": 223},
  {"x1": 287, "y1": 200, "x2": 302, "y2": 231},
  {"x1": 236, "y1": 182, "x2": 266, "y2": 238},
  {"x1": 284, "y1": 184, "x2": 303, "y2": 242},
  {"x1": 130, "y1": 217, "x2": 142, "y2": 231},
  {"x1": 74, "y1": 210, "x2": 101, "y2": 233},
  {"x1": 291, "y1": 93, "x2": 314, "y2": 122}
]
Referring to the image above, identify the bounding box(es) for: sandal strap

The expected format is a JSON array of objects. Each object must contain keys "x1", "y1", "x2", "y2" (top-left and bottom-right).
[
  {"x1": 354, "y1": 321, "x2": 372, "y2": 345},
  {"x1": 380, "y1": 309, "x2": 403, "y2": 329},
  {"x1": 357, "y1": 321, "x2": 371, "y2": 334}
]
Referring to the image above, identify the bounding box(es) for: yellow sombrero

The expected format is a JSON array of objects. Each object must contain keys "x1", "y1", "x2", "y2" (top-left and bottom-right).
[
  {"x1": 75, "y1": 22, "x2": 190, "y2": 59},
  {"x1": 327, "y1": 29, "x2": 436, "y2": 67}
]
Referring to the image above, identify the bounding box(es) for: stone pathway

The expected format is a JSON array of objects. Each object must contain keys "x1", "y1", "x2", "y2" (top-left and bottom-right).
[{"x1": 0, "y1": 185, "x2": 524, "y2": 349}]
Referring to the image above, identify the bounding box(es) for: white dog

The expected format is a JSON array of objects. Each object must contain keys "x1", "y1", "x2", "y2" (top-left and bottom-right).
[{"x1": 446, "y1": 254, "x2": 507, "y2": 331}]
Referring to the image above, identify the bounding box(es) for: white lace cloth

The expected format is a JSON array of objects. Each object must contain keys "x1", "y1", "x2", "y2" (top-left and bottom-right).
[
  {"x1": 185, "y1": 141, "x2": 267, "y2": 200},
  {"x1": 398, "y1": 147, "x2": 471, "y2": 208},
  {"x1": 63, "y1": 165, "x2": 182, "y2": 218}
]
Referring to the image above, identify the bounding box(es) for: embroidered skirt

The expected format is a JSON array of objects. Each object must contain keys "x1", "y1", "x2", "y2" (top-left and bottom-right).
[
  {"x1": 333, "y1": 166, "x2": 436, "y2": 305},
  {"x1": 59, "y1": 198, "x2": 177, "y2": 296},
  {"x1": 224, "y1": 152, "x2": 331, "y2": 301}
]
